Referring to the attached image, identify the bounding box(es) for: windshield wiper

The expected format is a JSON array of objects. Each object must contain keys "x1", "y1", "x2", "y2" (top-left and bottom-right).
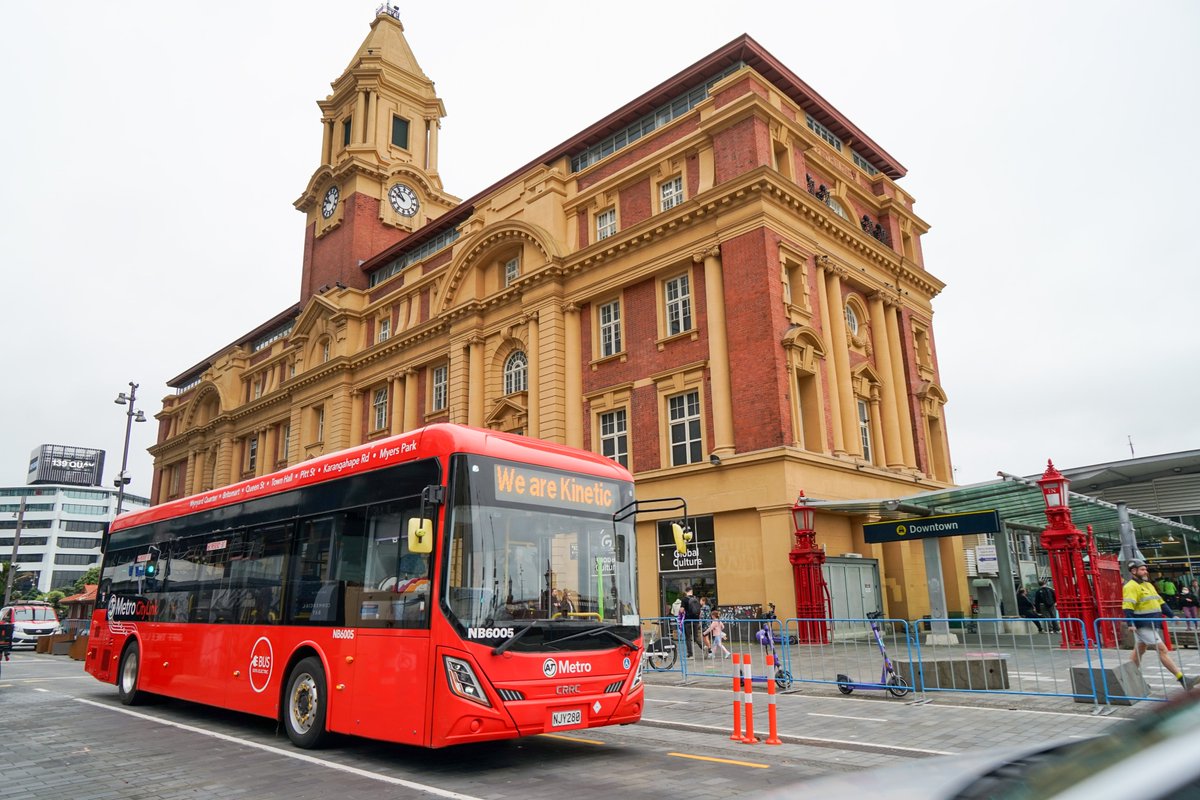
[
  {"x1": 492, "y1": 621, "x2": 545, "y2": 656},
  {"x1": 548, "y1": 623, "x2": 637, "y2": 650}
]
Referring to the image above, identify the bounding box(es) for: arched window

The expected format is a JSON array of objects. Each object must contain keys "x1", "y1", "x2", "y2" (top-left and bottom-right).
[
  {"x1": 504, "y1": 351, "x2": 528, "y2": 395},
  {"x1": 844, "y1": 304, "x2": 860, "y2": 336}
]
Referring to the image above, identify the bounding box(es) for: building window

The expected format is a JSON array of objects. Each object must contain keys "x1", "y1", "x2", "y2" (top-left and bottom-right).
[
  {"x1": 247, "y1": 436, "x2": 258, "y2": 473},
  {"x1": 599, "y1": 409, "x2": 628, "y2": 469},
  {"x1": 504, "y1": 352, "x2": 528, "y2": 395},
  {"x1": 805, "y1": 114, "x2": 843, "y2": 152},
  {"x1": 373, "y1": 387, "x2": 388, "y2": 431},
  {"x1": 504, "y1": 256, "x2": 520, "y2": 287},
  {"x1": 321, "y1": 339, "x2": 331, "y2": 363},
  {"x1": 378, "y1": 318, "x2": 391, "y2": 343},
  {"x1": 845, "y1": 304, "x2": 860, "y2": 336},
  {"x1": 857, "y1": 399, "x2": 873, "y2": 463},
  {"x1": 660, "y1": 176, "x2": 684, "y2": 211},
  {"x1": 391, "y1": 115, "x2": 410, "y2": 149},
  {"x1": 668, "y1": 391, "x2": 702, "y2": 466},
  {"x1": 315, "y1": 407, "x2": 325, "y2": 442},
  {"x1": 253, "y1": 374, "x2": 265, "y2": 399},
  {"x1": 342, "y1": 118, "x2": 352, "y2": 147},
  {"x1": 432, "y1": 364, "x2": 448, "y2": 411},
  {"x1": 54, "y1": 553, "x2": 97, "y2": 566},
  {"x1": 665, "y1": 274, "x2": 692, "y2": 336},
  {"x1": 599, "y1": 299, "x2": 622, "y2": 357},
  {"x1": 279, "y1": 424, "x2": 290, "y2": 462},
  {"x1": 56, "y1": 537, "x2": 100, "y2": 549},
  {"x1": 596, "y1": 208, "x2": 616, "y2": 240}
]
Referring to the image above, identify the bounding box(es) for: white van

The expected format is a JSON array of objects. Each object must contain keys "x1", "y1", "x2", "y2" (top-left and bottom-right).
[{"x1": 0, "y1": 601, "x2": 62, "y2": 648}]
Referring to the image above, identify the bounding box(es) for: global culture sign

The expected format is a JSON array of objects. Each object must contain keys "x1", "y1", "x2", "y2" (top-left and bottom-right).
[{"x1": 657, "y1": 515, "x2": 715, "y2": 572}]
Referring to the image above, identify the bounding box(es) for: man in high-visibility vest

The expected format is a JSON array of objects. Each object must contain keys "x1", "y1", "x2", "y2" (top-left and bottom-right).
[{"x1": 1124, "y1": 560, "x2": 1193, "y2": 691}]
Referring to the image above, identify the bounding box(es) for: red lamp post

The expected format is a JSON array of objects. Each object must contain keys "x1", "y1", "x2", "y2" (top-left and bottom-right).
[
  {"x1": 788, "y1": 492, "x2": 830, "y2": 644},
  {"x1": 1038, "y1": 460, "x2": 1098, "y2": 648}
]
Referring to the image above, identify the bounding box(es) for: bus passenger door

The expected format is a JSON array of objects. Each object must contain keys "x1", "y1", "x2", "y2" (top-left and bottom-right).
[{"x1": 348, "y1": 501, "x2": 432, "y2": 746}]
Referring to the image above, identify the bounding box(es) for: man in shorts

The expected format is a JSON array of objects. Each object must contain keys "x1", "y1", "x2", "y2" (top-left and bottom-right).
[{"x1": 1124, "y1": 560, "x2": 1194, "y2": 691}]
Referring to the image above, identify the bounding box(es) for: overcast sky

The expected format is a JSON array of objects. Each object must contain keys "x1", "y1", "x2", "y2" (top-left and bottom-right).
[{"x1": 2, "y1": 1, "x2": 1197, "y2": 497}]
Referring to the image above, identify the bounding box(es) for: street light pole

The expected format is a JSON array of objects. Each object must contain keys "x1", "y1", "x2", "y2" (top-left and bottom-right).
[{"x1": 113, "y1": 382, "x2": 147, "y2": 520}]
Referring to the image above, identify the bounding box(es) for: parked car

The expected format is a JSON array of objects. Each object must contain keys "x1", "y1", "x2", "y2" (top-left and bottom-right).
[{"x1": 0, "y1": 601, "x2": 62, "y2": 648}]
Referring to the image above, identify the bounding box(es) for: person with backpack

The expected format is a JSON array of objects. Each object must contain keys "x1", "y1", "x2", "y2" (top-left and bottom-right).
[
  {"x1": 681, "y1": 586, "x2": 704, "y2": 659},
  {"x1": 1034, "y1": 579, "x2": 1059, "y2": 633}
]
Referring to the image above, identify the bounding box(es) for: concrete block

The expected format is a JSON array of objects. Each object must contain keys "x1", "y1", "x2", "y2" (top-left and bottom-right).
[
  {"x1": 1071, "y1": 661, "x2": 1151, "y2": 705},
  {"x1": 897, "y1": 658, "x2": 1009, "y2": 690},
  {"x1": 1003, "y1": 620, "x2": 1040, "y2": 635}
]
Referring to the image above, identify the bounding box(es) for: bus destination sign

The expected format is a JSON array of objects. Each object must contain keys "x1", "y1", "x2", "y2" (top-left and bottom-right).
[{"x1": 493, "y1": 463, "x2": 621, "y2": 515}]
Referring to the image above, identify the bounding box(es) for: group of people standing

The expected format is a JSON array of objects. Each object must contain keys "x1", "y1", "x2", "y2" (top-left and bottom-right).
[
  {"x1": 671, "y1": 586, "x2": 779, "y2": 661},
  {"x1": 1151, "y1": 573, "x2": 1200, "y2": 630}
]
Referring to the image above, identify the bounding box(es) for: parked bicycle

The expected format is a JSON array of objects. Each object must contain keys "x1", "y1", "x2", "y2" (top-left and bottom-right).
[{"x1": 642, "y1": 620, "x2": 678, "y2": 671}]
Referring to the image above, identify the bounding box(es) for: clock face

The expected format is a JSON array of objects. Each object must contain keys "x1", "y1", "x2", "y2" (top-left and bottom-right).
[
  {"x1": 388, "y1": 183, "x2": 420, "y2": 217},
  {"x1": 321, "y1": 186, "x2": 339, "y2": 219}
]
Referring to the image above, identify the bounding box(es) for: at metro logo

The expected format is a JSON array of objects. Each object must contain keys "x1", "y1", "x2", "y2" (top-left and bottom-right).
[{"x1": 542, "y1": 658, "x2": 593, "y2": 678}]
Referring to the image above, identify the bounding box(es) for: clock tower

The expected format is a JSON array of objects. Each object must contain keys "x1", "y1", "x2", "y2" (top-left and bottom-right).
[{"x1": 295, "y1": 6, "x2": 458, "y2": 302}]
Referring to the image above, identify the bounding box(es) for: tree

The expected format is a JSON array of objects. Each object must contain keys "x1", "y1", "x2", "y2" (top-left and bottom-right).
[{"x1": 72, "y1": 566, "x2": 100, "y2": 594}]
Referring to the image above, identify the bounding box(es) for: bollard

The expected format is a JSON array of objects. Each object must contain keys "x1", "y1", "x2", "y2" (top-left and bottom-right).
[
  {"x1": 730, "y1": 653, "x2": 743, "y2": 741},
  {"x1": 764, "y1": 654, "x2": 781, "y2": 745},
  {"x1": 741, "y1": 656, "x2": 759, "y2": 744}
]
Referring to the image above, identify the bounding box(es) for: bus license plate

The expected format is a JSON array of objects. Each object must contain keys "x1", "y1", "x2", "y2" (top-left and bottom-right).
[{"x1": 551, "y1": 709, "x2": 583, "y2": 728}]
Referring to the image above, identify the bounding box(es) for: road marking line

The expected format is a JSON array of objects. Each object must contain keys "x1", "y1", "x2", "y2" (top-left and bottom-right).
[
  {"x1": 668, "y1": 752, "x2": 768, "y2": 769},
  {"x1": 33, "y1": 687, "x2": 50, "y2": 693},
  {"x1": 641, "y1": 718, "x2": 955, "y2": 755},
  {"x1": 645, "y1": 698, "x2": 688, "y2": 704},
  {"x1": 539, "y1": 732, "x2": 604, "y2": 745},
  {"x1": 75, "y1": 699, "x2": 486, "y2": 800},
  {"x1": 808, "y1": 712, "x2": 888, "y2": 722}
]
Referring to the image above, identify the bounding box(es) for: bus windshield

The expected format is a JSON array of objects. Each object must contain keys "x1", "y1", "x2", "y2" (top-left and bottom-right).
[{"x1": 444, "y1": 454, "x2": 637, "y2": 650}]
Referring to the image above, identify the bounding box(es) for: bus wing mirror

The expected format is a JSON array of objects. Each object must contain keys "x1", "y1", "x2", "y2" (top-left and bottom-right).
[
  {"x1": 407, "y1": 518, "x2": 434, "y2": 554},
  {"x1": 616, "y1": 534, "x2": 627, "y2": 563},
  {"x1": 671, "y1": 522, "x2": 692, "y2": 554}
]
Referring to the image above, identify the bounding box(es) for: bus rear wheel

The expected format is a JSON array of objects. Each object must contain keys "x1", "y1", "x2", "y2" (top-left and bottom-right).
[
  {"x1": 117, "y1": 642, "x2": 145, "y2": 706},
  {"x1": 284, "y1": 657, "x2": 329, "y2": 749}
]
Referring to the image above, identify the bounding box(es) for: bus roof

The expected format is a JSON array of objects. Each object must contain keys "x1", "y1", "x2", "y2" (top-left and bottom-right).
[{"x1": 113, "y1": 424, "x2": 633, "y2": 533}]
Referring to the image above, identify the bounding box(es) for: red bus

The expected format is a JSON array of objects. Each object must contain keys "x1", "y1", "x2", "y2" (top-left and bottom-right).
[{"x1": 85, "y1": 424, "x2": 656, "y2": 748}]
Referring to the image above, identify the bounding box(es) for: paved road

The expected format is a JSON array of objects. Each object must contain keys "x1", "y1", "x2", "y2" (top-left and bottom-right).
[{"x1": 0, "y1": 652, "x2": 1136, "y2": 800}]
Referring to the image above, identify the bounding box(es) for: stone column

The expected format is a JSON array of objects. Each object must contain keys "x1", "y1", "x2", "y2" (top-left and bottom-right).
[
  {"x1": 698, "y1": 246, "x2": 735, "y2": 457},
  {"x1": 262, "y1": 426, "x2": 276, "y2": 474},
  {"x1": 349, "y1": 390, "x2": 363, "y2": 445},
  {"x1": 353, "y1": 90, "x2": 366, "y2": 144},
  {"x1": 390, "y1": 374, "x2": 406, "y2": 435},
  {"x1": 190, "y1": 448, "x2": 205, "y2": 494},
  {"x1": 321, "y1": 118, "x2": 333, "y2": 166},
  {"x1": 526, "y1": 312, "x2": 540, "y2": 437},
  {"x1": 365, "y1": 91, "x2": 376, "y2": 145},
  {"x1": 404, "y1": 370, "x2": 419, "y2": 430},
  {"x1": 868, "y1": 294, "x2": 905, "y2": 468},
  {"x1": 564, "y1": 304, "x2": 582, "y2": 448},
  {"x1": 868, "y1": 396, "x2": 886, "y2": 467},
  {"x1": 885, "y1": 303, "x2": 917, "y2": 468},
  {"x1": 825, "y1": 267, "x2": 860, "y2": 457},
  {"x1": 814, "y1": 258, "x2": 845, "y2": 455},
  {"x1": 468, "y1": 336, "x2": 485, "y2": 427},
  {"x1": 426, "y1": 117, "x2": 440, "y2": 172},
  {"x1": 228, "y1": 438, "x2": 242, "y2": 485}
]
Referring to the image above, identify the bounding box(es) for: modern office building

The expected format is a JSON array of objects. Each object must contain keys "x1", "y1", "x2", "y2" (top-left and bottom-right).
[
  {"x1": 2, "y1": 445, "x2": 149, "y2": 594},
  {"x1": 149, "y1": 10, "x2": 961, "y2": 620}
]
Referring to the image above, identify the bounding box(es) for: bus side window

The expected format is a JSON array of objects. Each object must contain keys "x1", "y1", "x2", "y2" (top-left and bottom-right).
[
  {"x1": 288, "y1": 516, "x2": 340, "y2": 624},
  {"x1": 228, "y1": 523, "x2": 289, "y2": 625},
  {"x1": 357, "y1": 501, "x2": 430, "y2": 629}
]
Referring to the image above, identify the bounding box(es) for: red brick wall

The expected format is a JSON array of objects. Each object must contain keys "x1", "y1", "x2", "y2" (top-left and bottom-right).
[
  {"x1": 300, "y1": 194, "x2": 408, "y2": 303},
  {"x1": 712, "y1": 76, "x2": 769, "y2": 110},
  {"x1": 720, "y1": 230, "x2": 792, "y2": 451},
  {"x1": 620, "y1": 178, "x2": 652, "y2": 229},
  {"x1": 713, "y1": 116, "x2": 772, "y2": 184}
]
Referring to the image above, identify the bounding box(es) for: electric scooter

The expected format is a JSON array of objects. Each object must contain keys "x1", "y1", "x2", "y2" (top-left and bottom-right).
[{"x1": 836, "y1": 611, "x2": 911, "y2": 697}]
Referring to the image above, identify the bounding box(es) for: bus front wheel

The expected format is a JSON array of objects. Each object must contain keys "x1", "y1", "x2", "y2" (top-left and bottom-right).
[
  {"x1": 117, "y1": 642, "x2": 145, "y2": 706},
  {"x1": 284, "y1": 657, "x2": 329, "y2": 749}
]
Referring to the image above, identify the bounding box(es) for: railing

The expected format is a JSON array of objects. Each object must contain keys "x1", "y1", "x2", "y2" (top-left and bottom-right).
[{"x1": 641, "y1": 614, "x2": 1200, "y2": 708}]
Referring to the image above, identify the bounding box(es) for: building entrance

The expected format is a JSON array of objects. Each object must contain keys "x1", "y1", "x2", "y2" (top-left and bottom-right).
[{"x1": 822, "y1": 557, "x2": 881, "y2": 619}]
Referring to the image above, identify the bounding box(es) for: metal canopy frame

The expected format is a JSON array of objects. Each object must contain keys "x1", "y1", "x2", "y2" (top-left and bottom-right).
[{"x1": 805, "y1": 472, "x2": 1197, "y2": 553}]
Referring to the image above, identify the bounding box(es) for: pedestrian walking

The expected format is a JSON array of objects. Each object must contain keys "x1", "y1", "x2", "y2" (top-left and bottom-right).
[
  {"x1": 1124, "y1": 560, "x2": 1194, "y2": 690},
  {"x1": 1016, "y1": 587, "x2": 1045, "y2": 633},
  {"x1": 1178, "y1": 586, "x2": 1199, "y2": 631},
  {"x1": 1034, "y1": 579, "x2": 1060, "y2": 633},
  {"x1": 704, "y1": 611, "x2": 731, "y2": 659},
  {"x1": 681, "y1": 586, "x2": 705, "y2": 659},
  {"x1": 699, "y1": 596, "x2": 711, "y2": 650}
]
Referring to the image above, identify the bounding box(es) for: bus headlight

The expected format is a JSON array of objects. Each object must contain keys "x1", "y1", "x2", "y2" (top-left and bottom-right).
[{"x1": 444, "y1": 656, "x2": 491, "y2": 707}]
